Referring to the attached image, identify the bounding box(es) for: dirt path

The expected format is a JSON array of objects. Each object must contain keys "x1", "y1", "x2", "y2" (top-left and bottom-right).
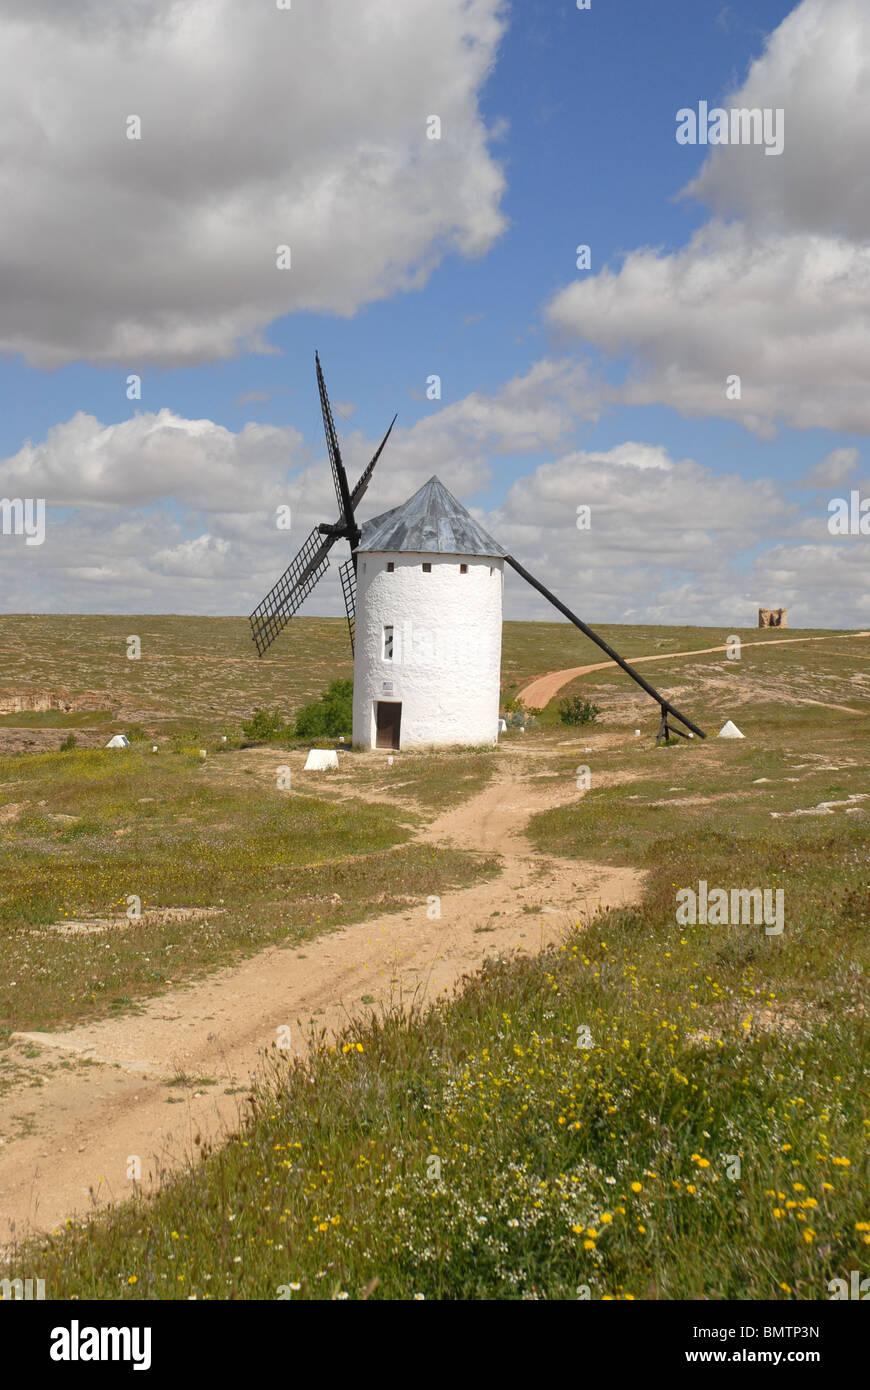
[
  {"x1": 518, "y1": 632, "x2": 870, "y2": 709},
  {"x1": 0, "y1": 758, "x2": 642, "y2": 1244}
]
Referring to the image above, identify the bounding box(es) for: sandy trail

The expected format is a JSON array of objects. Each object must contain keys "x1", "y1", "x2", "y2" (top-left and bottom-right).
[
  {"x1": 0, "y1": 758, "x2": 642, "y2": 1244},
  {"x1": 518, "y1": 632, "x2": 870, "y2": 709}
]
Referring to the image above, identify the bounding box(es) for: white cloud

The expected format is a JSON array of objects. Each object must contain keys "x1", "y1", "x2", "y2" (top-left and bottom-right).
[
  {"x1": 490, "y1": 445, "x2": 795, "y2": 618},
  {"x1": 4, "y1": 409, "x2": 866, "y2": 627},
  {"x1": 491, "y1": 446, "x2": 870, "y2": 628},
  {"x1": 547, "y1": 0, "x2": 870, "y2": 436},
  {"x1": 0, "y1": 0, "x2": 507, "y2": 367},
  {"x1": 152, "y1": 534, "x2": 230, "y2": 578},
  {"x1": 684, "y1": 0, "x2": 870, "y2": 238},
  {"x1": 404, "y1": 357, "x2": 603, "y2": 459},
  {"x1": 0, "y1": 410, "x2": 307, "y2": 510},
  {"x1": 796, "y1": 447, "x2": 859, "y2": 489}
]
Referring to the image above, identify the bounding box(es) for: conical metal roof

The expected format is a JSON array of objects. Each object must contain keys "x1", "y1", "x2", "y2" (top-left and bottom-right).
[{"x1": 357, "y1": 476, "x2": 506, "y2": 558}]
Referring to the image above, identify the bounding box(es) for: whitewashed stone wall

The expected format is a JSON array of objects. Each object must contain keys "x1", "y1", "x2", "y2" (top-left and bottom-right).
[{"x1": 352, "y1": 550, "x2": 504, "y2": 749}]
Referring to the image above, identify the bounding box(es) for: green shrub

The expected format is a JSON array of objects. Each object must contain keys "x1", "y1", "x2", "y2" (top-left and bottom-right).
[
  {"x1": 294, "y1": 679, "x2": 353, "y2": 741},
  {"x1": 558, "y1": 695, "x2": 601, "y2": 726},
  {"x1": 125, "y1": 723, "x2": 149, "y2": 743},
  {"x1": 241, "y1": 708, "x2": 291, "y2": 743},
  {"x1": 501, "y1": 695, "x2": 542, "y2": 730},
  {"x1": 59, "y1": 733, "x2": 78, "y2": 752}
]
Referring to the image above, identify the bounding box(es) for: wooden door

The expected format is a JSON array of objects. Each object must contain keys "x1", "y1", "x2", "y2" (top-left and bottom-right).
[{"x1": 375, "y1": 701, "x2": 401, "y2": 750}]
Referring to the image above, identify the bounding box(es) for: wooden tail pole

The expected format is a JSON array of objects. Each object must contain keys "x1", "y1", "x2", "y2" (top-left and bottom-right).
[{"x1": 504, "y1": 554, "x2": 707, "y2": 741}]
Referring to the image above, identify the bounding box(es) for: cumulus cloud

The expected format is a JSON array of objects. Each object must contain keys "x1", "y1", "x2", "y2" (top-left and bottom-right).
[
  {"x1": 489, "y1": 444, "x2": 796, "y2": 623},
  {"x1": 4, "y1": 405, "x2": 867, "y2": 627},
  {"x1": 796, "y1": 447, "x2": 859, "y2": 489},
  {"x1": 0, "y1": 411, "x2": 307, "y2": 511},
  {"x1": 0, "y1": 356, "x2": 603, "y2": 609},
  {"x1": 0, "y1": 0, "x2": 507, "y2": 367},
  {"x1": 490, "y1": 445, "x2": 870, "y2": 628},
  {"x1": 547, "y1": 0, "x2": 870, "y2": 435},
  {"x1": 684, "y1": 0, "x2": 870, "y2": 238},
  {"x1": 397, "y1": 358, "x2": 604, "y2": 470}
]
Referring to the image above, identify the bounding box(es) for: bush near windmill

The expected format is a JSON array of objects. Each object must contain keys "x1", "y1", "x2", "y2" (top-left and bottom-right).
[
  {"x1": 293, "y1": 679, "x2": 353, "y2": 741},
  {"x1": 500, "y1": 694, "x2": 542, "y2": 730},
  {"x1": 241, "y1": 680, "x2": 353, "y2": 746},
  {"x1": 240, "y1": 707, "x2": 292, "y2": 744},
  {"x1": 557, "y1": 695, "x2": 601, "y2": 727}
]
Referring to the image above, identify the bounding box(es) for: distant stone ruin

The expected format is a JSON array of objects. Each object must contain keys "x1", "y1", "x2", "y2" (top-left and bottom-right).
[
  {"x1": 0, "y1": 691, "x2": 72, "y2": 714},
  {"x1": 0, "y1": 690, "x2": 106, "y2": 715},
  {"x1": 758, "y1": 607, "x2": 788, "y2": 629}
]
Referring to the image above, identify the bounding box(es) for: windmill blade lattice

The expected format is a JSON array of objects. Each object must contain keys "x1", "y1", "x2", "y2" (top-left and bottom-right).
[
  {"x1": 338, "y1": 558, "x2": 356, "y2": 654},
  {"x1": 249, "y1": 527, "x2": 334, "y2": 657},
  {"x1": 316, "y1": 352, "x2": 357, "y2": 547},
  {"x1": 350, "y1": 413, "x2": 397, "y2": 512},
  {"x1": 248, "y1": 353, "x2": 397, "y2": 658}
]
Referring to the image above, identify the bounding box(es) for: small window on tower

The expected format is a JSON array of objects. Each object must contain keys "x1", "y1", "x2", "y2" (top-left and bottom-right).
[
  {"x1": 383, "y1": 625, "x2": 394, "y2": 660},
  {"x1": 387, "y1": 562, "x2": 394, "y2": 573},
  {"x1": 460, "y1": 564, "x2": 468, "y2": 574},
  {"x1": 422, "y1": 562, "x2": 431, "y2": 573}
]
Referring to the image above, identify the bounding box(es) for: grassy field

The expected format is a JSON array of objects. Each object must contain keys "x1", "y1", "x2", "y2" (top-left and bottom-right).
[
  {"x1": 3, "y1": 613, "x2": 865, "y2": 748},
  {"x1": 0, "y1": 742, "x2": 499, "y2": 1035},
  {"x1": 0, "y1": 614, "x2": 352, "y2": 747},
  {"x1": 0, "y1": 616, "x2": 867, "y2": 1299},
  {"x1": 533, "y1": 709, "x2": 870, "y2": 859},
  {"x1": 7, "y1": 762, "x2": 866, "y2": 1298}
]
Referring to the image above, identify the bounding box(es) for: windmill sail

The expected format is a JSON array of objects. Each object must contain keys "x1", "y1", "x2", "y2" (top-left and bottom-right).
[
  {"x1": 316, "y1": 351, "x2": 357, "y2": 547},
  {"x1": 350, "y1": 414, "x2": 397, "y2": 511},
  {"x1": 249, "y1": 527, "x2": 334, "y2": 657},
  {"x1": 249, "y1": 353, "x2": 396, "y2": 658},
  {"x1": 338, "y1": 557, "x2": 356, "y2": 654}
]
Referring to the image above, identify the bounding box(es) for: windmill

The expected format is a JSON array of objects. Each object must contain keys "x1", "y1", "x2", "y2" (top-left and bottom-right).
[
  {"x1": 250, "y1": 357, "x2": 706, "y2": 747},
  {"x1": 248, "y1": 352, "x2": 396, "y2": 658}
]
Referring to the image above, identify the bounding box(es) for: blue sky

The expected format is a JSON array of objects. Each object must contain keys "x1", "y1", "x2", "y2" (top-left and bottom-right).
[{"x1": 0, "y1": 0, "x2": 867, "y2": 625}]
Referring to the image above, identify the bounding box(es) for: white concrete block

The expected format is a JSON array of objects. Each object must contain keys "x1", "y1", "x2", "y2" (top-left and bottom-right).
[{"x1": 303, "y1": 749, "x2": 340, "y2": 770}]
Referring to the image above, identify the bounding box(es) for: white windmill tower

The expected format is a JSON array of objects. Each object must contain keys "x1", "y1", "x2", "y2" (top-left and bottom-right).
[
  {"x1": 249, "y1": 356, "x2": 708, "y2": 748},
  {"x1": 351, "y1": 477, "x2": 506, "y2": 749}
]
